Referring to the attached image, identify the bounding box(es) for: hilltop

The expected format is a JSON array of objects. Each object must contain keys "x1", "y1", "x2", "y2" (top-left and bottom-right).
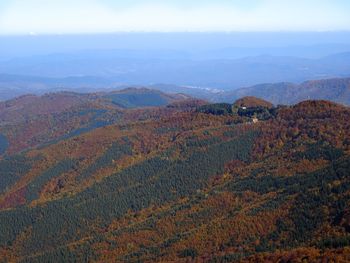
[{"x1": 233, "y1": 96, "x2": 273, "y2": 108}]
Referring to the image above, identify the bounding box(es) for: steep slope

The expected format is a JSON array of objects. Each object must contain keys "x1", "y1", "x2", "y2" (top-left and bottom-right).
[{"x1": 0, "y1": 98, "x2": 349, "y2": 262}]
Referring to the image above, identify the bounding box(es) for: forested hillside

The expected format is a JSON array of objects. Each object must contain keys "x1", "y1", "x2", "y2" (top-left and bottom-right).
[{"x1": 0, "y1": 93, "x2": 349, "y2": 262}]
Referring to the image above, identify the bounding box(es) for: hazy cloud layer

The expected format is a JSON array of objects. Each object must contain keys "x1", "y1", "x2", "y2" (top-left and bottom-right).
[{"x1": 0, "y1": 0, "x2": 349, "y2": 34}]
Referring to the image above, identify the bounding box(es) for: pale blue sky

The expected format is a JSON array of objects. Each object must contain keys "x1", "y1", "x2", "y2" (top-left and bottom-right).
[{"x1": 0, "y1": 0, "x2": 349, "y2": 34}]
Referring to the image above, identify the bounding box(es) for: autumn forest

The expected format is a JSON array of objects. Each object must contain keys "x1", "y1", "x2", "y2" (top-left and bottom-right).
[{"x1": 0, "y1": 89, "x2": 349, "y2": 262}]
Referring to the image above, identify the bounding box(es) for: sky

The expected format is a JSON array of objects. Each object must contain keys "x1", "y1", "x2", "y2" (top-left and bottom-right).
[{"x1": 0, "y1": 0, "x2": 350, "y2": 34}]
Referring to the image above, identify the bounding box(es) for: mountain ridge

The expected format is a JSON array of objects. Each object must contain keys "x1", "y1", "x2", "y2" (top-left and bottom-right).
[{"x1": 216, "y1": 77, "x2": 350, "y2": 105}]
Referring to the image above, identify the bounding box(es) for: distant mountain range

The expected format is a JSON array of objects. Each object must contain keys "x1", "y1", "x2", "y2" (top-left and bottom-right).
[
  {"x1": 1, "y1": 75, "x2": 350, "y2": 108},
  {"x1": 0, "y1": 51, "x2": 349, "y2": 92}
]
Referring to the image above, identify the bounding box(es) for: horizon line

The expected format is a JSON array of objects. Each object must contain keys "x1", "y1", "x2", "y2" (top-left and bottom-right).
[{"x1": 1, "y1": 30, "x2": 350, "y2": 37}]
